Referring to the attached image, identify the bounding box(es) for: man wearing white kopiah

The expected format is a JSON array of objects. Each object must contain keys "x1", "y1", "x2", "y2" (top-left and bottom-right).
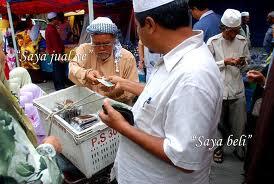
[
  {"x1": 99, "y1": 0, "x2": 223, "y2": 183},
  {"x1": 240, "y1": 11, "x2": 251, "y2": 48},
  {"x1": 207, "y1": 9, "x2": 250, "y2": 163}
]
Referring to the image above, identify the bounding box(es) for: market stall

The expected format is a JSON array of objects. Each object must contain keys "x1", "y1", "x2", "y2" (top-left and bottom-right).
[{"x1": 0, "y1": 0, "x2": 135, "y2": 83}]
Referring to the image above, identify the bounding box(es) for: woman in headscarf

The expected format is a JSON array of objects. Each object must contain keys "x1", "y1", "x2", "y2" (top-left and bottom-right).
[
  {"x1": 16, "y1": 17, "x2": 42, "y2": 70},
  {"x1": 20, "y1": 83, "x2": 45, "y2": 99},
  {"x1": 0, "y1": 58, "x2": 63, "y2": 183},
  {"x1": 20, "y1": 84, "x2": 46, "y2": 144},
  {"x1": 9, "y1": 67, "x2": 32, "y2": 95}
]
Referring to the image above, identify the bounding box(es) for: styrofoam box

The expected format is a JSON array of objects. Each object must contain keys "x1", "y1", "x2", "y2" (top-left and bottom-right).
[{"x1": 33, "y1": 86, "x2": 131, "y2": 178}]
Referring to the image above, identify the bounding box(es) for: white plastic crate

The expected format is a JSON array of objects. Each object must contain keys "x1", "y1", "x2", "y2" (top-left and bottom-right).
[{"x1": 33, "y1": 86, "x2": 130, "y2": 178}]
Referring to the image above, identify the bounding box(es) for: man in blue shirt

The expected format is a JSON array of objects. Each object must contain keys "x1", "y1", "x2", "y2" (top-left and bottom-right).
[
  {"x1": 189, "y1": 0, "x2": 221, "y2": 42},
  {"x1": 263, "y1": 11, "x2": 274, "y2": 55}
]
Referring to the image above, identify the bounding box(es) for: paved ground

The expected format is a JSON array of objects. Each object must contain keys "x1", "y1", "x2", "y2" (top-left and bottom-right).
[
  {"x1": 38, "y1": 81, "x2": 244, "y2": 184},
  {"x1": 210, "y1": 147, "x2": 244, "y2": 184}
]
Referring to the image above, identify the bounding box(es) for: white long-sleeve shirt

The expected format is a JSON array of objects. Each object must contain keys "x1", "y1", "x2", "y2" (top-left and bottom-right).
[{"x1": 207, "y1": 33, "x2": 251, "y2": 100}]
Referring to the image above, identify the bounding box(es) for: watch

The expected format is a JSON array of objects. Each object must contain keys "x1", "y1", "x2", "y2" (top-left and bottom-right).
[{"x1": 36, "y1": 143, "x2": 56, "y2": 157}]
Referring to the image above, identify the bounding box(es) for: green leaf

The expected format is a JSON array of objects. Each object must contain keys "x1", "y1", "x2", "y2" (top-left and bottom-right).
[
  {"x1": 0, "y1": 110, "x2": 12, "y2": 126},
  {"x1": 0, "y1": 159, "x2": 9, "y2": 175},
  {"x1": 39, "y1": 157, "x2": 47, "y2": 171},
  {"x1": 16, "y1": 162, "x2": 35, "y2": 177},
  {"x1": 0, "y1": 120, "x2": 16, "y2": 174},
  {"x1": 0, "y1": 176, "x2": 18, "y2": 184}
]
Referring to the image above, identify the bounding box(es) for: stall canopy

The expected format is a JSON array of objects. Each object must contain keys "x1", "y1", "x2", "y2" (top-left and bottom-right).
[
  {"x1": 0, "y1": 0, "x2": 129, "y2": 15},
  {"x1": 0, "y1": 0, "x2": 134, "y2": 66}
]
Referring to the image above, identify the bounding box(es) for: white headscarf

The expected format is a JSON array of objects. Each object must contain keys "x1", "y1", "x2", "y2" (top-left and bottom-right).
[{"x1": 9, "y1": 67, "x2": 32, "y2": 95}]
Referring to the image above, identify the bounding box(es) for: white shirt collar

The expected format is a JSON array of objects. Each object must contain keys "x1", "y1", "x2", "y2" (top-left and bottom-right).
[
  {"x1": 200, "y1": 10, "x2": 214, "y2": 20},
  {"x1": 162, "y1": 30, "x2": 204, "y2": 73}
]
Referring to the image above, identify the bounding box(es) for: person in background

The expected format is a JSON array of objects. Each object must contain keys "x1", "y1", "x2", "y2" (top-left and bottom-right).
[
  {"x1": 2, "y1": 14, "x2": 21, "y2": 73},
  {"x1": 16, "y1": 16, "x2": 42, "y2": 71},
  {"x1": 69, "y1": 17, "x2": 138, "y2": 105},
  {"x1": 45, "y1": 12, "x2": 66, "y2": 91},
  {"x1": 4, "y1": 30, "x2": 17, "y2": 72},
  {"x1": 20, "y1": 84, "x2": 46, "y2": 144},
  {"x1": 245, "y1": 52, "x2": 274, "y2": 184},
  {"x1": 138, "y1": 40, "x2": 162, "y2": 82},
  {"x1": 243, "y1": 45, "x2": 274, "y2": 177},
  {"x1": 263, "y1": 11, "x2": 274, "y2": 55},
  {"x1": 207, "y1": 9, "x2": 251, "y2": 163},
  {"x1": 57, "y1": 12, "x2": 72, "y2": 44},
  {"x1": 99, "y1": 0, "x2": 223, "y2": 183},
  {"x1": 0, "y1": 31, "x2": 9, "y2": 84},
  {"x1": 189, "y1": 0, "x2": 221, "y2": 42},
  {"x1": 9, "y1": 67, "x2": 32, "y2": 96},
  {"x1": 240, "y1": 12, "x2": 251, "y2": 48}
]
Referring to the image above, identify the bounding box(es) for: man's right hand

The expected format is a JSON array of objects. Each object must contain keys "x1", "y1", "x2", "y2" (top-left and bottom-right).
[
  {"x1": 86, "y1": 70, "x2": 101, "y2": 85},
  {"x1": 106, "y1": 76, "x2": 125, "y2": 91}
]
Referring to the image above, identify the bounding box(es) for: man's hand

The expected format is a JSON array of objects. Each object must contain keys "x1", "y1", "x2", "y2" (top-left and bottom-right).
[
  {"x1": 224, "y1": 58, "x2": 237, "y2": 66},
  {"x1": 235, "y1": 57, "x2": 246, "y2": 66},
  {"x1": 99, "y1": 83, "x2": 112, "y2": 92},
  {"x1": 99, "y1": 99, "x2": 130, "y2": 132},
  {"x1": 106, "y1": 76, "x2": 125, "y2": 92},
  {"x1": 107, "y1": 76, "x2": 125, "y2": 86},
  {"x1": 86, "y1": 70, "x2": 101, "y2": 85},
  {"x1": 100, "y1": 76, "x2": 124, "y2": 98},
  {"x1": 42, "y1": 136, "x2": 62, "y2": 153},
  {"x1": 247, "y1": 70, "x2": 266, "y2": 86},
  {"x1": 99, "y1": 100, "x2": 193, "y2": 173}
]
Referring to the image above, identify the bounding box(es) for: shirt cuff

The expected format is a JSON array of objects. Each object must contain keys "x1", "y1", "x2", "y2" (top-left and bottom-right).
[{"x1": 36, "y1": 143, "x2": 56, "y2": 157}]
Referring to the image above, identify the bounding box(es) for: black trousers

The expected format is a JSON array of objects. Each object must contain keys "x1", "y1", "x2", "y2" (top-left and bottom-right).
[{"x1": 52, "y1": 60, "x2": 66, "y2": 91}]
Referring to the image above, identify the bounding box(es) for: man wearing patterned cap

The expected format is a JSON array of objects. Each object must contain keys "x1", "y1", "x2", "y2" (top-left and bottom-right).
[
  {"x1": 207, "y1": 9, "x2": 251, "y2": 163},
  {"x1": 69, "y1": 17, "x2": 138, "y2": 105},
  {"x1": 99, "y1": 0, "x2": 223, "y2": 183}
]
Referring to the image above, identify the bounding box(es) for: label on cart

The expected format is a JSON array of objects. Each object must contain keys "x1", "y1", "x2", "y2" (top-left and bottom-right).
[{"x1": 91, "y1": 128, "x2": 118, "y2": 147}]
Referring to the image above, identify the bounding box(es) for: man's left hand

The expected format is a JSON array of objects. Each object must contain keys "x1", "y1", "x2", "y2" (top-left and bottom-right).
[
  {"x1": 234, "y1": 58, "x2": 245, "y2": 66},
  {"x1": 99, "y1": 99, "x2": 129, "y2": 132}
]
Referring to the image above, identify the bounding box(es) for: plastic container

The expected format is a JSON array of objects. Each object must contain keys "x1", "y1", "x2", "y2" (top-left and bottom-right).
[
  {"x1": 33, "y1": 86, "x2": 131, "y2": 178},
  {"x1": 138, "y1": 69, "x2": 146, "y2": 83}
]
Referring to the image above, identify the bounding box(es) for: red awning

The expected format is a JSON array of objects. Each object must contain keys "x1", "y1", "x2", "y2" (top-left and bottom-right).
[{"x1": 0, "y1": 0, "x2": 92, "y2": 15}]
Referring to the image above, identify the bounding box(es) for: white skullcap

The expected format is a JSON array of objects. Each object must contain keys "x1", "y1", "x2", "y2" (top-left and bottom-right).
[
  {"x1": 86, "y1": 17, "x2": 118, "y2": 36},
  {"x1": 241, "y1": 12, "x2": 249, "y2": 17},
  {"x1": 133, "y1": 0, "x2": 175, "y2": 13},
  {"x1": 221, "y1": 9, "x2": 242, "y2": 28},
  {"x1": 47, "y1": 12, "x2": 57, "y2": 20}
]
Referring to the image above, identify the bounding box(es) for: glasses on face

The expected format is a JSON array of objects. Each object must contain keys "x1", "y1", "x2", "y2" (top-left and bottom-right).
[{"x1": 91, "y1": 42, "x2": 114, "y2": 48}]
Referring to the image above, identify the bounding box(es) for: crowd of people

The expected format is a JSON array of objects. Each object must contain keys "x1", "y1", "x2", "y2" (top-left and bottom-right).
[{"x1": 1, "y1": 0, "x2": 274, "y2": 183}]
